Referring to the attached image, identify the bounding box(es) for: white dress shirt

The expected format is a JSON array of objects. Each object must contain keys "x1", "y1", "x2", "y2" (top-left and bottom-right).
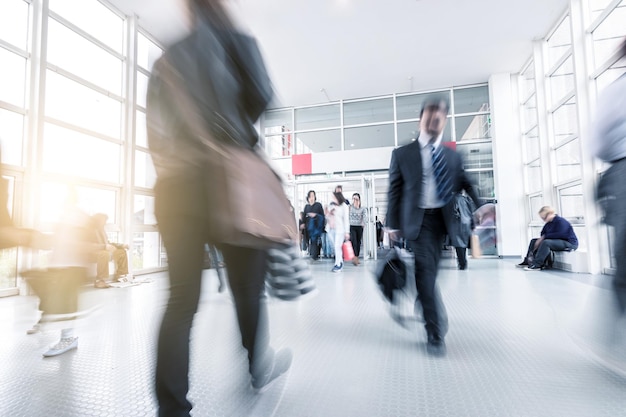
[{"x1": 417, "y1": 132, "x2": 445, "y2": 209}]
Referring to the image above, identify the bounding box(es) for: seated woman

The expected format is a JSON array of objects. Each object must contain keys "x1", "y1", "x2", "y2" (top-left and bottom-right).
[
  {"x1": 517, "y1": 205, "x2": 578, "y2": 271},
  {"x1": 90, "y1": 213, "x2": 130, "y2": 287}
]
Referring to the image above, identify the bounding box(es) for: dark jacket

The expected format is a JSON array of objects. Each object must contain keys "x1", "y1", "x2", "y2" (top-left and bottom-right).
[
  {"x1": 146, "y1": 16, "x2": 271, "y2": 220},
  {"x1": 304, "y1": 202, "x2": 325, "y2": 240},
  {"x1": 540, "y1": 215, "x2": 578, "y2": 246},
  {"x1": 387, "y1": 140, "x2": 479, "y2": 241}
]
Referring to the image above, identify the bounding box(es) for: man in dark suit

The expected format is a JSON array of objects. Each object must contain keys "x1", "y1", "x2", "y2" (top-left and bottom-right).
[{"x1": 387, "y1": 95, "x2": 479, "y2": 356}]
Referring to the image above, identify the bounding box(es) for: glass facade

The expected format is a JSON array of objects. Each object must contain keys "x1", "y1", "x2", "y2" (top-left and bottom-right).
[
  {"x1": 0, "y1": 0, "x2": 165, "y2": 293},
  {"x1": 517, "y1": 0, "x2": 625, "y2": 271},
  {"x1": 264, "y1": 85, "x2": 494, "y2": 202}
]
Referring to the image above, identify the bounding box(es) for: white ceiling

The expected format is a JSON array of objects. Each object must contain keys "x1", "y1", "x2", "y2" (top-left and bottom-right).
[{"x1": 107, "y1": 0, "x2": 570, "y2": 109}]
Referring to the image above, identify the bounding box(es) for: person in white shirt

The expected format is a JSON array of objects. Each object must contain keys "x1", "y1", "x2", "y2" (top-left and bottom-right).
[
  {"x1": 349, "y1": 193, "x2": 367, "y2": 265},
  {"x1": 328, "y1": 191, "x2": 350, "y2": 272}
]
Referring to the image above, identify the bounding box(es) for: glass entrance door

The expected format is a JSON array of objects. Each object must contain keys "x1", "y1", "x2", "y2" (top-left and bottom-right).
[{"x1": 289, "y1": 177, "x2": 370, "y2": 261}]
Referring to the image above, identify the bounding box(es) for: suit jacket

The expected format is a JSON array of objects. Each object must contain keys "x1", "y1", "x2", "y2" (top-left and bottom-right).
[{"x1": 387, "y1": 140, "x2": 480, "y2": 241}]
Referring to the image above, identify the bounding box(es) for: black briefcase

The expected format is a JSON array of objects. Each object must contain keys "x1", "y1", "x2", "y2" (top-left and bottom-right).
[{"x1": 375, "y1": 248, "x2": 407, "y2": 302}]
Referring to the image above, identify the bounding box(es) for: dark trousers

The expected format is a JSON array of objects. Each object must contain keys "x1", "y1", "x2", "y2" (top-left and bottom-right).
[
  {"x1": 407, "y1": 210, "x2": 448, "y2": 338},
  {"x1": 154, "y1": 214, "x2": 269, "y2": 417},
  {"x1": 602, "y1": 159, "x2": 626, "y2": 313},
  {"x1": 350, "y1": 225, "x2": 364, "y2": 257},
  {"x1": 524, "y1": 238, "x2": 577, "y2": 267},
  {"x1": 455, "y1": 247, "x2": 467, "y2": 268},
  {"x1": 309, "y1": 235, "x2": 321, "y2": 260}
]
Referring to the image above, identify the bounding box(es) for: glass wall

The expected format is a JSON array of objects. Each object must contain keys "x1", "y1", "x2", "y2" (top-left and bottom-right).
[
  {"x1": 263, "y1": 85, "x2": 495, "y2": 204},
  {"x1": 263, "y1": 85, "x2": 495, "y2": 254},
  {"x1": 517, "y1": 0, "x2": 626, "y2": 271},
  {"x1": 133, "y1": 31, "x2": 161, "y2": 270},
  {"x1": 0, "y1": 0, "x2": 165, "y2": 294},
  {"x1": 588, "y1": 0, "x2": 626, "y2": 271},
  {"x1": 0, "y1": 0, "x2": 30, "y2": 293}
]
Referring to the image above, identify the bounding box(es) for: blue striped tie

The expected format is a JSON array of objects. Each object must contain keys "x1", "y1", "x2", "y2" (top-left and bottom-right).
[{"x1": 431, "y1": 145, "x2": 452, "y2": 204}]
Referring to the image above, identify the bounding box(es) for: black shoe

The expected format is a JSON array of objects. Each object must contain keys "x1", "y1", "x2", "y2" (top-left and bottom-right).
[
  {"x1": 524, "y1": 264, "x2": 542, "y2": 271},
  {"x1": 458, "y1": 263, "x2": 467, "y2": 270},
  {"x1": 516, "y1": 262, "x2": 529, "y2": 268},
  {"x1": 427, "y1": 334, "x2": 446, "y2": 356}
]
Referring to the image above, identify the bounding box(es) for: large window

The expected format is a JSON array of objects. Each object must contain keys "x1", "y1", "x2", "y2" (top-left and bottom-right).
[
  {"x1": 40, "y1": 0, "x2": 126, "y2": 244},
  {"x1": 295, "y1": 104, "x2": 341, "y2": 130},
  {"x1": 263, "y1": 109, "x2": 293, "y2": 158},
  {"x1": 0, "y1": 0, "x2": 30, "y2": 293},
  {"x1": 589, "y1": 0, "x2": 626, "y2": 270},
  {"x1": 0, "y1": 0, "x2": 29, "y2": 50},
  {"x1": 267, "y1": 86, "x2": 493, "y2": 197},
  {"x1": 589, "y1": 0, "x2": 626, "y2": 72},
  {"x1": 0, "y1": 108, "x2": 25, "y2": 166},
  {"x1": 41, "y1": 123, "x2": 122, "y2": 183},
  {"x1": 48, "y1": 0, "x2": 124, "y2": 53},
  {"x1": 134, "y1": 32, "x2": 163, "y2": 271},
  {"x1": 0, "y1": 0, "x2": 169, "y2": 294},
  {"x1": 516, "y1": 1, "x2": 626, "y2": 273},
  {"x1": 0, "y1": 47, "x2": 27, "y2": 108},
  {"x1": 47, "y1": 17, "x2": 123, "y2": 94},
  {"x1": 519, "y1": 60, "x2": 542, "y2": 199},
  {"x1": 45, "y1": 71, "x2": 122, "y2": 139},
  {"x1": 343, "y1": 98, "x2": 393, "y2": 125}
]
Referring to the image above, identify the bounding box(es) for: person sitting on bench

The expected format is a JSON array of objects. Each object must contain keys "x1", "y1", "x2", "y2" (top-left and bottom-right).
[
  {"x1": 90, "y1": 213, "x2": 130, "y2": 287},
  {"x1": 517, "y1": 205, "x2": 578, "y2": 271}
]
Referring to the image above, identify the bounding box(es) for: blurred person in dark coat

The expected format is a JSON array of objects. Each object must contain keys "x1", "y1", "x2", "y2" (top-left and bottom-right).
[
  {"x1": 303, "y1": 190, "x2": 324, "y2": 260},
  {"x1": 590, "y1": 37, "x2": 626, "y2": 316},
  {"x1": 146, "y1": 1, "x2": 291, "y2": 416},
  {"x1": 386, "y1": 95, "x2": 479, "y2": 356}
]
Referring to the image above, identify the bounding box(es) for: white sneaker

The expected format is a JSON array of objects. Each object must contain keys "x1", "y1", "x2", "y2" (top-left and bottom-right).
[
  {"x1": 26, "y1": 324, "x2": 41, "y2": 335},
  {"x1": 43, "y1": 337, "x2": 78, "y2": 357}
]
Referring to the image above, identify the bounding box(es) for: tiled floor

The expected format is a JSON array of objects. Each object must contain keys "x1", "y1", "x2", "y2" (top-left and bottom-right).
[{"x1": 1, "y1": 254, "x2": 626, "y2": 417}]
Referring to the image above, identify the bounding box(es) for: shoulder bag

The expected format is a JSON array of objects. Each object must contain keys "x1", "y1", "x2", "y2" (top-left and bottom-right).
[{"x1": 152, "y1": 51, "x2": 296, "y2": 249}]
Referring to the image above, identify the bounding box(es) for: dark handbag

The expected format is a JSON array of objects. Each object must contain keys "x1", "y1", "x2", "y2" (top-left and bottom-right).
[
  {"x1": 375, "y1": 247, "x2": 407, "y2": 302},
  {"x1": 152, "y1": 49, "x2": 296, "y2": 249},
  {"x1": 208, "y1": 144, "x2": 297, "y2": 248},
  {"x1": 265, "y1": 244, "x2": 316, "y2": 301}
]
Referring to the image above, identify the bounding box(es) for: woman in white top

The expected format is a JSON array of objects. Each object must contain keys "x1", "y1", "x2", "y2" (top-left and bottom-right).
[{"x1": 329, "y1": 191, "x2": 350, "y2": 272}]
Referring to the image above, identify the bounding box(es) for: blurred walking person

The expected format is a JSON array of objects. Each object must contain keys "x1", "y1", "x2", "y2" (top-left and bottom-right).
[
  {"x1": 349, "y1": 193, "x2": 367, "y2": 265},
  {"x1": 329, "y1": 191, "x2": 350, "y2": 272},
  {"x1": 591, "y1": 38, "x2": 626, "y2": 316},
  {"x1": 146, "y1": 1, "x2": 291, "y2": 416},
  {"x1": 386, "y1": 95, "x2": 479, "y2": 356},
  {"x1": 303, "y1": 190, "x2": 324, "y2": 260}
]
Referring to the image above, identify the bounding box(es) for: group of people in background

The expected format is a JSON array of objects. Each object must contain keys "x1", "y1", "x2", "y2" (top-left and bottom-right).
[{"x1": 300, "y1": 185, "x2": 368, "y2": 272}]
